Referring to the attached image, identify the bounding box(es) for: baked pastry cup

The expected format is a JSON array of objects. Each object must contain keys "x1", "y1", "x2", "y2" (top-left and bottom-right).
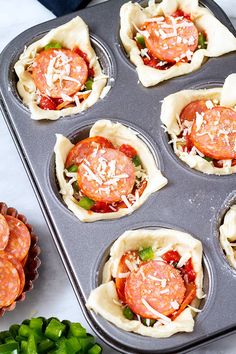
[
  {"x1": 87, "y1": 228, "x2": 204, "y2": 338},
  {"x1": 161, "y1": 74, "x2": 236, "y2": 175},
  {"x1": 14, "y1": 17, "x2": 108, "y2": 120},
  {"x1": 120, "y1": 0, "x2": 236, "y2": 87},
  {"x1": 220, "y1": 205, "x2": 236, "y2": 269},
  {"x1": 54, "y1": 119, "x2": 167, "y2": 222}
]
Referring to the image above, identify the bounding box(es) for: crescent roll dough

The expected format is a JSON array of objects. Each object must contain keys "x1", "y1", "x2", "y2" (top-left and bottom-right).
[
  {"x1": 87, "y1": 228, "x2": 204, "y2": 338},
  {"x1": 220, "y1": 205, "x2": 236, "y2": 269},
  {"x1": 14, "y1": 16, "x2": 108, "y2": 120},
  {"x1": 120, "y1": 0, "x2": 236, "y2": 87},
  {"x1": 161, "y1": 74, "x2": 236, "y2": 175},
  {"x1": 54, "y1": 119, "x2": 167, "y2": 222}
]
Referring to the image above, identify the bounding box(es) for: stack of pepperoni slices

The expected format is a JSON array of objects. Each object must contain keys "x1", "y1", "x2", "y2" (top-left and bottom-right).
[{"x1": 0, "y1": 206, "x2": 33, "y2": 314}]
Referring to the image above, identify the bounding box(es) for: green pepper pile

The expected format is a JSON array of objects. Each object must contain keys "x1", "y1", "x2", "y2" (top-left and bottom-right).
[{"x1": 0, "y1": 317, "x2": 102, "y2": 354}]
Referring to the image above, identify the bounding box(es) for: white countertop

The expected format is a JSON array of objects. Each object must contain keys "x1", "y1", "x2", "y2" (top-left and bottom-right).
[{"x1": 0, "y1": 1, "x2": 235, "y2": 353}]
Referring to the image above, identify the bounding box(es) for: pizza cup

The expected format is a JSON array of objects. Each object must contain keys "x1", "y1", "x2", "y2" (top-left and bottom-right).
[
  {"x1": 0, "y1": 202, "x2": 41, "y2": 317},
  {"x1": 87, "y1": 228, "x2": 204, "y2": 338},
  {"x1": 220, "y1": 205, "x2": 236, "y2": 269},
  {"x1": 14, "y1": 16, "x2": 108, "y2": 120},
  {"x1": 54, "y1": 119, "x2": 167, "y2": 222},
  {"x1": 120, "y1": 0, "x2": 236, "y2": 87},
  {"x1": 161, "y1": 74, "x2": 236, "y2": 175}
]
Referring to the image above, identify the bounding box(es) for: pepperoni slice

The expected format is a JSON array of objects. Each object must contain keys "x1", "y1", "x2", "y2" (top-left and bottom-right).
[
  {"x1": 171, "y1": 282, "x2": 196, "y2": 320},
  {"x1": 77, "y1": 148, "x2": 136, "y2": 203},
  {"x1": 0, "y1": 257, "x2": 20, "y2": 307},
  {"x1": 65, "y1": 136, "x2": 114, "y2": 168},
  {"x1": 125, "y1": 260, "x2": 186, "y2": 319},
  {"x1": 180, "y1": 100, "x2": 209, "y2": 123},
  {"x1": 0, "y1": 214, "x2": 9, "y2": 250},
  {"x1": 32, "y1": 49, "x2": 88, "y2": 98},
  {"x1": 4, "y1": 216, "x2": 31, "y2": 262},
  {"x1": 115, "y1": 251, "x2": 139, "y2": 303},
  {"x1": 0, "y1": 251, "x2": 25, "y2": 297},
  {"x1": 190, "y1": 106, "x2": 236, "y2": 160},
  {"x1": 144, "y1": 16, "x2": 198, "y2": 63}
]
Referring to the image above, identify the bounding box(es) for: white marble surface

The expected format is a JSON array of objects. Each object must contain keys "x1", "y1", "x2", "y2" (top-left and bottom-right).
[{"x1": 0, "y1": 1, "x2": 235, "y2": 353}]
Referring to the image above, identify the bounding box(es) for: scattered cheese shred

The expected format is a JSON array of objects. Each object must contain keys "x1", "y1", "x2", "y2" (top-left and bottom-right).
[{"x1": 141, "y1": 299, "x2": 171, "y2": 323}]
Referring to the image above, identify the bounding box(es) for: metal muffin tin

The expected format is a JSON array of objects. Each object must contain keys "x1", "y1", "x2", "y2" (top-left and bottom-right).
[{"x1": 0, "y1": 0, "x2": 236, "y2": 352}]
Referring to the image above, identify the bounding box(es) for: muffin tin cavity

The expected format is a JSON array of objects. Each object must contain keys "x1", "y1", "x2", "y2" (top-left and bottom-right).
[
  {"x1": 92, "y1": 224, "x2": 213, "y2": 329},
  {"x1": 48, "y1": 119, "x2": 164, "y2": 215},
  {"x1": 161, "y1": 79, "x2": 236, "y2": 179},
  {"x1": 213, "y1": 191, "x2": 236, "y2": 273}
]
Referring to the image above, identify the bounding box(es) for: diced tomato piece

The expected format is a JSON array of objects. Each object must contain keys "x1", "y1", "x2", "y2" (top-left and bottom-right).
[
  {"x1": 162, "y1": 250, "x2": 181, "y2": 264},
  {"x1": 119, "y1": 144, "x2": 137, "y2": 158},
  {"x1": 171, "y1": 282, "x2": 196, "y2": 320},
  {"x1": 172, "y1": 9, "x2": 191, "y2": 20},
  {"x1": 181, "y1": 258, "x2": 196, "y2": 283},
  {"x1": 213, "y1": 159, "x2": 236, "y2": 168},
  {"x1": 39, "y1": 96, "x2": 57, "y2": 110},
  {"x1": 88, "y1": 67, "x2": 95, "y2": 78}
]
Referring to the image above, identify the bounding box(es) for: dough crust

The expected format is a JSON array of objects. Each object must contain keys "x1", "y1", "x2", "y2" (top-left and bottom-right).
[
  {"x1": 220, "y1": 205, "x2": 236, "y2": 269},
  {"x1": 120, "y1": 0, "x2": 236, "y2": 87},
  {"x1": 54, "y1": 119, "x2": 167, "y2": 222},
  {"x1": 14, "y1": 16, "x2": 107, "y2": 120},
  {"x1": 161, "y1": 74, "x2": 236, "y2": 175},
  {"x1": 87, "y1": 228, "x2": 204, "y2": 337}
]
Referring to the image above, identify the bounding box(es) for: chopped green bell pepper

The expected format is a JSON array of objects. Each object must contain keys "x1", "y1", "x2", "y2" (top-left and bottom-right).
[
  {"x1": 78, "y1": 197, "x2": 95, "y2": 210},
  {"x1": 79, "y1": 334, "x2": 95, "y2": 353},
  {"x1": 45, "y1": 319, "x2": 65, "y2": 341},
  {"x1": 44, "y1": 42, "x2": 62, "y2": 50},
  {"x1": 139, "y1": 247, "x2": 155, "y2": 261},
  {"x1": 29, "y1": 318, "x2": 43, "y2": 333},
  {"x1": 38, "y1": 338, "x2": 55, "y2": 353},
  {"x1": 142, "y1": 318, "x2": 156, "y2": 327},
  {"x1": 88, "y1": 344, "x2": 103, "y2": 354},
  {"x1": 67, "y1": 165, "x2": 78, "y2": 173},
  {"x1": 203, "y1": 156, "x2": 212, "y2": 162},
  {"x1": 26, "y1": 335, "x2": 37, "y2": 354},
  {"x1": 68, "y1": 323, "x2": 86, "y2": 338},
  {"x1": 0, "y1": 342, "x2": 19, "y2": 353},
  {"x1": 136, "y1": 34, "x2": 146, "y2": 48},
  {"x1": 123, "y1": 306, "x2": 134, "y2": 320},
  {"x1": 198, "y1": 32, "x2": 207, "y2": 49},
  {"x1": 85, "y1": 78, "x2": 94, "y2": 90},
  {"x1": 132, "y1": 155, "x2": 141, "y2": 167}
]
